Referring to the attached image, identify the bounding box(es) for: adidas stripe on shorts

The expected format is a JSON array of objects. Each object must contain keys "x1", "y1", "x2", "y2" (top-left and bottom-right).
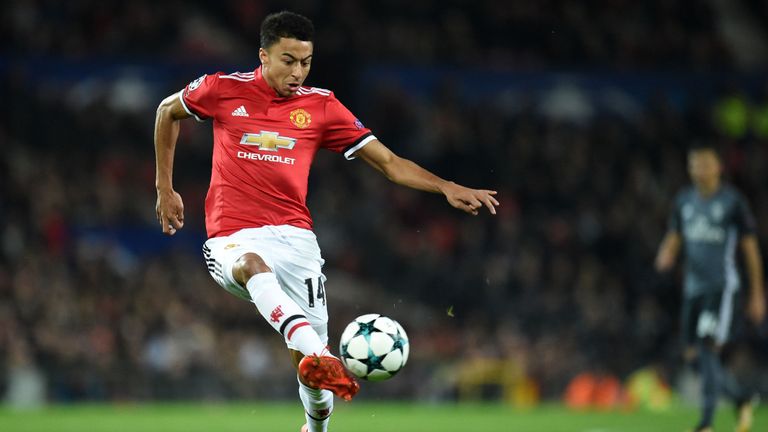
[{"x1": 203, "y1": 225, "x2": 329, "y2": 349}]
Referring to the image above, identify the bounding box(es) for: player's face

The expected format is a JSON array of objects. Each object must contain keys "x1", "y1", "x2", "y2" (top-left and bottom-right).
[
  {"x1": 259, "y1": 38, "x2": 313, "y2": 97},
  {"x1": 688, "y1": 150, "x2": 721, "y2": 189}
]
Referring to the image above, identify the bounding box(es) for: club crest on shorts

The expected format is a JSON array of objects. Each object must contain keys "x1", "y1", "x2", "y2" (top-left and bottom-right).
[{"x1": 289, "y1": 108, "x2": 311, "y2": 129}]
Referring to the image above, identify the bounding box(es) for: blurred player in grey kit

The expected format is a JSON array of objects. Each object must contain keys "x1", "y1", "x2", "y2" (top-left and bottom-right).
[{"x1": 655, "y1": 143, "x2": 765, "y2": 432}]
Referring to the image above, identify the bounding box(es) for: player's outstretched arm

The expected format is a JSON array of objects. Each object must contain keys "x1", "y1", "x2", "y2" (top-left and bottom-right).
[
  {"x1": 654, "y1": 231, "x2": 681, "y2": 272},
  {"x1": 354, "y1": 139, "x2": 498, "y2": 215},
  {"x1": 741, "y1": 235, "x2": 766, "y2": 325},
  {"x1": 154, "y1": 91, "x2": 191, "y2": 235}
]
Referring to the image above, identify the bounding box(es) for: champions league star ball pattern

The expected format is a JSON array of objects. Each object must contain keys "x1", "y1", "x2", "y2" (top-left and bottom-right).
[{"x1": 339, "y1": 314, "x2": 409, "y2": 381}]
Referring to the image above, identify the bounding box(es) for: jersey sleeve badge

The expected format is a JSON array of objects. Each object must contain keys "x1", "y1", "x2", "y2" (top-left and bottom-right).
[{"x1": 188, "y1": 75, "x2": 205, "y2": 91}]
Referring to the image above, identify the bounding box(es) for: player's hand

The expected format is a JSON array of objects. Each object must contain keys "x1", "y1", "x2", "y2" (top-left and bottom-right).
[
  {"x1": 442, "y1": 182, "x2": 499, "y2": 216},
  {"x1": 747, "y1": 291, "x2": 766, "y2": 326},
  {"x1": 654, "y1": 252, "x2": 675, "y2": 272},
  {"x1": 156, "y1": 188, "x2": 185, "y2": 235}
]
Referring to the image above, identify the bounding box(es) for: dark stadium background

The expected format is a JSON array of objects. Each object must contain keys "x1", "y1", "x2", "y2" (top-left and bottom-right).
[{"x1": 1, "y1": 0, "x2": 767, "y2": 410}]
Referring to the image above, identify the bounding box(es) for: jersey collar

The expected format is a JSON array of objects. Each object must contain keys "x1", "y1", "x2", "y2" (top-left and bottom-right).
[
  {"x1": 695, "y1": 183, "x2": 723, "y2": 201},
  {"x1": 254, "y1": 66, "x2": 280, "y2": 98}
]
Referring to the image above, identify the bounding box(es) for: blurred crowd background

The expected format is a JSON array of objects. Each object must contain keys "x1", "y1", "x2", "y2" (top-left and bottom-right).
[{"x1": 1, "y1": 0, "x2": 768, "y2": 409}]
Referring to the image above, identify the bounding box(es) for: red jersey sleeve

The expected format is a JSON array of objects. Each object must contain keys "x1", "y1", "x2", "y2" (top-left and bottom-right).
[
  {"x1": 180, "y1": 73, "x2": 220, "y2": 122},
  {"x1": 322, "y1": 93, "x2": 376, "y2": 160}
]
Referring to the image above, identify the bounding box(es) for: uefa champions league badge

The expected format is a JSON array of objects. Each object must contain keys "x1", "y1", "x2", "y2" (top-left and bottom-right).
[
  {"x1": 188, "y1": 75, "x2": 205, "y2": 91},
  {"x1": 354, "y1": 119, "x2": 364, "y2": 129}
]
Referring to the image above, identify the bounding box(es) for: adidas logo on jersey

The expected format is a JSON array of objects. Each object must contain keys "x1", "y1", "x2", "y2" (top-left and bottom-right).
[{"x1": 232, "y1": 105, "x2": 249, "y2": 117}]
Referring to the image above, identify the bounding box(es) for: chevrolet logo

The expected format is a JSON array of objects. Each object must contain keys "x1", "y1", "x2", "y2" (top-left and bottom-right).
[{"x1": 240, "y1": 131, "x2": 296, "y2": 151}]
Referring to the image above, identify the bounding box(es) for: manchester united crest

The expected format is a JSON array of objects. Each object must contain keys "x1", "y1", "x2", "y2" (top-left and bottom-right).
[{"x1": 289, "y1": 108, "x2": 311, "y2": 129}]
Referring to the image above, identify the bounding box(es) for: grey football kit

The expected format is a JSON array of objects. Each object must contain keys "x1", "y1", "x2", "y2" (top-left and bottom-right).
[{"x1": 668, "y1": 184, "x2": 756, "y2": 345}]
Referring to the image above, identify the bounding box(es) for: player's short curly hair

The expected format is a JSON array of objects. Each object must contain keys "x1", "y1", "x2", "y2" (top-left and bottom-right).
[
  {"x1": 688, "y1": 141, "x2": 722, "y2": 158},
  {"x1": 260, "y1": 11, "x2": 314, "y2": 48}
]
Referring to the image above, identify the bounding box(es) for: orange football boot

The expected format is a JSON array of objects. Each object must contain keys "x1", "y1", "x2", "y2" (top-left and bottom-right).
[{"x1": 299, "y1": 354, "x2": 360, "y2": 401}]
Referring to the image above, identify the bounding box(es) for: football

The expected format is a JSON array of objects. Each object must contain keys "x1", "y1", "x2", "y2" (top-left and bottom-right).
[{"x1": 339, "y1": 314, "x2": 410, "y2": 381}]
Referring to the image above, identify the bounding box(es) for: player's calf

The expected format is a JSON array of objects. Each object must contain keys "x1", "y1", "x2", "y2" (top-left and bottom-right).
[{"x1": 735, "y1": 393, "x2": 759, "y2": 432}]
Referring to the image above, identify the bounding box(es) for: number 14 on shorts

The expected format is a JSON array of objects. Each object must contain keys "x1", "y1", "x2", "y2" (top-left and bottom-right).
[{"x1": 305, "y1": 277, "x2": 325, "y2": 307}]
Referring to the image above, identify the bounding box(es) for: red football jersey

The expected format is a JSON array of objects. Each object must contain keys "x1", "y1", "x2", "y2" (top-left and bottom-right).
[{"x1": 179, "y1": 67, "x2": 375, "y2": 238}]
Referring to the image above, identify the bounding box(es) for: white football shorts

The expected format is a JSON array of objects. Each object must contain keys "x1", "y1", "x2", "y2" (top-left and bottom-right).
[{"x1": 202, "y1": 225, "x2": 329, "y2": 348}]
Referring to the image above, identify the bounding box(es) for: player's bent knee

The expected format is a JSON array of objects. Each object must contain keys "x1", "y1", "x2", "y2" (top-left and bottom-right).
[
  {"x1": 698, "y1": 336, "x2": 720, "y2": 352},
  {"x1": 232, "y1": 252, "x2": 272, "y2": 286}
]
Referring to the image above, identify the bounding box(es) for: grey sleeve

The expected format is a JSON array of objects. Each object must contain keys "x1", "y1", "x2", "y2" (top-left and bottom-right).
[
  {"x1": 667, "y1": 193, "x2": 682, "y2": 233},
  {"x1": 735, "y1": 193, "x2": 757, "y2": 236}
]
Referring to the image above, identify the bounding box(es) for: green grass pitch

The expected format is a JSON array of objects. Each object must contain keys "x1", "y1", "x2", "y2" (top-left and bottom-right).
[{"x1": 0, "y1": 402, "x2": 765, "y2": 431}]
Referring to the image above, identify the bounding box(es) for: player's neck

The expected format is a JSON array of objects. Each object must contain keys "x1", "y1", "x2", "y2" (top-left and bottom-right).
[
  {"x1": 260, "y1": 66, "x2": 282, "y2": 97},
  {"x1": 696, "y1": 180, "x2": 721, "y2": 198}
]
